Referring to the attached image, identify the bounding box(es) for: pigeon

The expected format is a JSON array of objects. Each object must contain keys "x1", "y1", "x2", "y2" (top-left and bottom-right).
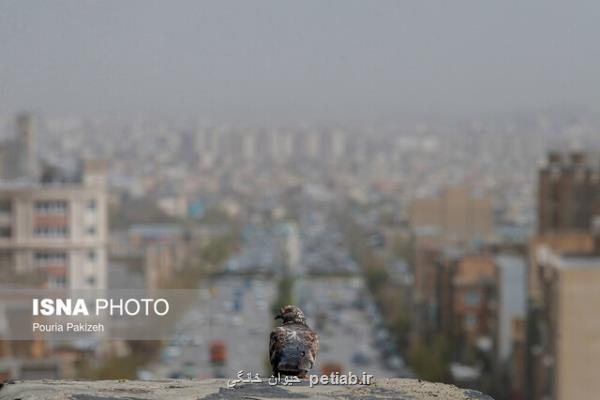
[{"x1": 269, "y1": 305, "x2": 319, "y2": 379}]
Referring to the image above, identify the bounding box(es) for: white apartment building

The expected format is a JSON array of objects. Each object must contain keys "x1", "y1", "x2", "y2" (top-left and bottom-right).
[{"x1": 0, "y1": 114, "x2": 108, "y2": 290}]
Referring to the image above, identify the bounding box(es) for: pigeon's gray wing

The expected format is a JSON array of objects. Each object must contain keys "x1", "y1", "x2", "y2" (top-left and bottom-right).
[
  {"x1": 269, "y1": 326, "x2": 288, "y2": 373},
  {"x1": 300, "y1": 327, "x2": 319, "y2": 370},
  {"x1": 308, "y1": 329, "x2": 319, "y2": 363}
]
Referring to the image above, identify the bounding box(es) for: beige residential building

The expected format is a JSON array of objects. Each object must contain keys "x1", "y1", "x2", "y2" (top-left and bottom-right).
[
  {"x1": 527, "y1": 232, "x2": 595, "y2": 302},
  {"x1": 409, "y1": 185, "x2": 493, "y2": 247},
  {"x1": 0, "y1": 114, "x2": 108, "y2": 290},
  {"x1": 535, "y1": 246, "x2": 600, "y2": 400}
]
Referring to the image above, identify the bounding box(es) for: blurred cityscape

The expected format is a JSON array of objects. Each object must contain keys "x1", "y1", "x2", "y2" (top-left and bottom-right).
[{"x1": 0, "y1": 110, "x2": 600, "y2": 400}]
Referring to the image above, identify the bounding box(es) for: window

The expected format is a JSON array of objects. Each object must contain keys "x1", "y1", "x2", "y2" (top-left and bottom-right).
[
  {"x1": 0, "y1": 251, "x2": 13, "y2": 269},
  {"x1": 87, "y1": 199, "x2": 96, "y2": 210},
  {"x1": 0, "y1": 227, "x2": 11, "y2": 238},
  {"x1": 87, "y1": 226, "x2": 96, "y2": 235},
  {"x1": 34, "y1": 226, "x2": 68, "y2": 237},
  {"x1": 86, "y1": 276, "x2": 96, "y2": 286},
  {"x1": 34, "y1": 200, "x2": 68, "y2": 214},
  {"x1": 464, "y1": 314, "x2": 478, "y2": 329},
  {"x1": 0, "y1": 199, "x2": 11, "y2": 213},
  {"x1": 464, "y1": 290, "x2": 481, "y2": 307},
  {"x1": 88, "y1": 250, "x2": 96, "y2": 261},
  {"x1": 35, "y1": 251, "x2": 68, "y2": 266},
  {"x1": 48, "y1": 275, "x2": 67, "y2": 288}
]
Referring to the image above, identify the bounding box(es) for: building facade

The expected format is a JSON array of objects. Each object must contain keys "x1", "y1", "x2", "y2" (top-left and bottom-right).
[
  {"x1": 535, "y1": 246, "x2": 600, "y2": 400},
  {"x1": 409, "y1": 185, "x2": 493, "y2": 247},
  {"x1": 538, "y1": 151, "x2": 600, "y2": 235},
  {"x1": 0, "y1": 114, "x2": 108, "y2": 290}
]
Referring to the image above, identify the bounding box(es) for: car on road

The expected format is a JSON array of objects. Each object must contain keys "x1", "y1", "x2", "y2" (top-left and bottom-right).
[
  {"x1": 351, "y1": 351, "x2": 371, "y2": 366},
  {"x1": 161, "y1": 345, "x2": 182, "y2": 362},
  {"x1": 385, "y1": 355, "x2": 405, "y2": 370},
  {"x1": 183, "y1": 360, "x2": 198, "y2": 377},
  {"x1": 321, "y1": 362, "x2": 344, "y2": 375},
  {"x1": 168, "y1": 370, "x2": 186, "y2": 379},
  {"x1": 136, "y1": 370, "x2": 155, "y2": 380},
  {"x1": 210, "y1": 340, "x2": 227, "y2": 365}
]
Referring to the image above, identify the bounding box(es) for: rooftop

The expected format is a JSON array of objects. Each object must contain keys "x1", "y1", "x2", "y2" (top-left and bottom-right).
[
  {"x1": 536, "y1": 245, "x2": 600, "y2": 270},
  {"x1": 559, "y1": 254, "x2": 600, "y2": 270}
]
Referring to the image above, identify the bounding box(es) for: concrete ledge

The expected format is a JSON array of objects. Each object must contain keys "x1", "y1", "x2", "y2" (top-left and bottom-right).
[{"x1": 0, "y1": 378, "x2": 493, "y2": 400}]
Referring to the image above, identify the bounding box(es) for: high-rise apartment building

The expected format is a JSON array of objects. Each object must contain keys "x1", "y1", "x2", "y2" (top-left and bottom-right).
[
  {"x1": 409, "y1": 185, "x2": 493, "y2": 247},
  {"x1": 0, "y1": 113, "x2": 37, "y2": 181},
  {"x1": 534, "y1": 245, "x2": 600, "y2": 400},
  {"x1": 494, "y1": 255, "x2": 527, "y2": 400},
  {"x1": 0, "y1": 114, "x2": 108, "y2": 290},
  {"x1": 443, "y1": 254, "x2": 496, "y2": 347},
  {"x1": 530, "y1": 151, "x2": 600, "y2": 299},
  {"x1": 538, "y1": 151, "x2": 600, "y2": 235}
]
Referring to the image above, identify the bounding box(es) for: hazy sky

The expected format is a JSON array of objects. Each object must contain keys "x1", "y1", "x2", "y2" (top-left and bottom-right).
[{"x1": 1, "y1": 0, "x2": 599, "y2": 122}]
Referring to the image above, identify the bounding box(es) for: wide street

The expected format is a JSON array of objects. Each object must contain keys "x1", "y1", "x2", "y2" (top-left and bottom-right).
[{"x1": 142, "y1": 211, "x2": 410, "y2": 380}]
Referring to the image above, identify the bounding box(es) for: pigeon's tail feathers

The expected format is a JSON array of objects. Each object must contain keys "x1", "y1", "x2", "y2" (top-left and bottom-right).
[
  {"x1": 276, "y1": 346, "x2": 312, "y2": 373},
  {"x1": 298, "y1": 352, "x2": 315, "y2": 371}
]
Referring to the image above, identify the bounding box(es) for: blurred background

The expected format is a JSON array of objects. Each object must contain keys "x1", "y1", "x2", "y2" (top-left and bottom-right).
[{"x1": 1, "y1": 1, "x2": 600, "y2": 399}]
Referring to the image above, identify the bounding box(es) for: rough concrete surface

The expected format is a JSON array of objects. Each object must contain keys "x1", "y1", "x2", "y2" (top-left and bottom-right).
[{"x1": 0, "y1": 379, "x2": 494, "y2": 400}]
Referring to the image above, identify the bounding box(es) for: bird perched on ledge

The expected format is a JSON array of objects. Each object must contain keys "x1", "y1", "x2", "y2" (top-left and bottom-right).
[{"x1": 269, "y1": 305, "x2": 319, "y2": 379}]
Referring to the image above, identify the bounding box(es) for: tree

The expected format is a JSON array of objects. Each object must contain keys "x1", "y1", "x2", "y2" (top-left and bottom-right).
[{"x1": 409, "y1": 335, "x2": 451, "y2": 383}]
